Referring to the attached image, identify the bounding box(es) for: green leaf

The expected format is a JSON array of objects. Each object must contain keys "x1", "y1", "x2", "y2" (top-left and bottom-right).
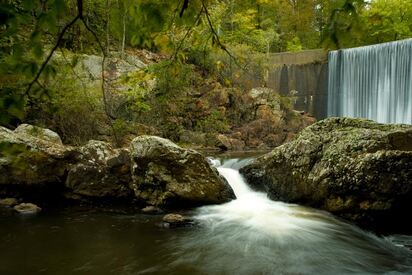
[{"x1": 32, "y1": 44, "x2": 44, "y2": 59}]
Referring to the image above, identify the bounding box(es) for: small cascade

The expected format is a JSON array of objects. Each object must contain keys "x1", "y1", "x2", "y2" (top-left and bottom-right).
[
  {"x1": 170, "y1": 157, "x2": 412, "y2": 274},
  {"x1": 328, "y1": 39, "x2": 412, "y2": 124}
]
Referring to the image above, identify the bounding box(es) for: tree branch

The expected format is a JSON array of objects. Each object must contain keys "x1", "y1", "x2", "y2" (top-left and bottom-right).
[
  {"x1": 79, "y1": 17, "x2": 115, "y2": 120},
  {"x1": 25, "y1": 14, "x2": 80, "y2": 96},
  {"x1": 180, "y1": 0, "x2": 189, "y2": 17},
  {"x1": 171, "y1": 6, "x2": 204, "y2": 60},
  {"x1": 200, "y1": 0, "x2": 245, "y2": 71}
]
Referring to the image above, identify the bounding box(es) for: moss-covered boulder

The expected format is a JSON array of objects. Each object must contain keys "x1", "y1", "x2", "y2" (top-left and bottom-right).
[
  {"x1": 0, "y1": 125, "x2": 76, "y2": 186},
  {"x1": 130, "y1": 135, "x2": 236, "y2": 207},
  {"x1": 240, "y1": 117, "x2": 412, "y2": 231}
]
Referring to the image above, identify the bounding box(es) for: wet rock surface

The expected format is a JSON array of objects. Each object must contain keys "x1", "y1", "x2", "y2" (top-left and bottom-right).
[
  {"x1": 13, "y1": 203, "x2": 41, "y2": 214},
  {"x1": 161, "y1": 213, "x2": 195, "y2": 228}
]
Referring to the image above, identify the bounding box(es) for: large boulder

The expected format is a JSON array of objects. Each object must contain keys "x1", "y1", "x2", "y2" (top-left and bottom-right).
[
  {"x1": 0, "y1": 125, "x2": 76, "y2": 186},
  {"x1": 240, "y1": 117, "x2": 412, "y2": 231},
  {"x1": 65, "y1": 140, "x2": 133, "y2": 200},
  {"x1": 130, "y1": 136, "x2": 236, "y2": 207}
]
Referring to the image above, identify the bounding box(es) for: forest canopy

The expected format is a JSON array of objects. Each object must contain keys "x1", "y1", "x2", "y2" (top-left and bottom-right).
[{"x1": 0, "y1": 0, "x2": 411, "y2": 137}]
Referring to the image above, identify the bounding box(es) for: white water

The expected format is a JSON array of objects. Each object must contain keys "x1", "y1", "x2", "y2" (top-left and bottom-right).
[
  {"x1": 165, "y1": 158, "x2": 412, "y2": 274},
  {"x1": 328, "y1": 39, "x2": 412, "y2": 124}
]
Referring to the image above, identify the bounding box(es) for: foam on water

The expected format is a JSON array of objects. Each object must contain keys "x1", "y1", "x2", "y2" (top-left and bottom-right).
[{"x1": 168, "y1": 157, "x2": 412, "y2": 274}]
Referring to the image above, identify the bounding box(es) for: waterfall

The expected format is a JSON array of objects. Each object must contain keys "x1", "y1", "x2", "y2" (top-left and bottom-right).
[{"x1": 328, "y1": 39, "x2": 412, "y2": 124}]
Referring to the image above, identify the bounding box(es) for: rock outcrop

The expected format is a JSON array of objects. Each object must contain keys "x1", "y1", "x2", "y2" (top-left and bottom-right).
[
  {"x1": 130, "y1": 135, "x2": 236, "y2": 207},
  {"x1": 240, "y1": 117, "x2": 412, "y2": 231},
  {"x1": 177, "y1": 87, "x2": 315, "y2": 150},
  {"x1": 1, "y1": 124, "x2": 234, "y2": 209},
  {"x1": 233, "y1": 87, "x2": 316, "y2": 149}
]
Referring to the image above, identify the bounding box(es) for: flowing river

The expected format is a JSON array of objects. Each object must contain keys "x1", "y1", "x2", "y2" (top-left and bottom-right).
[{"x1": 1, "y1": 157, "x2": 411, "y2": 274}]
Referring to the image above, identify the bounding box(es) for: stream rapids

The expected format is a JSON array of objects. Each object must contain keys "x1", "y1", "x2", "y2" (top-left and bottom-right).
[{"x1": 0, "y1": 157, "x2": 411, "y2": 274}]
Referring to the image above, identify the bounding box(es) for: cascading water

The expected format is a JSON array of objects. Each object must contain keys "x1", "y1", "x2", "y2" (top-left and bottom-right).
[
  {"x1": 164, "y1": 157, "x2": 412, "y2": 274},
  {"x1": 328, "y1": 39, "x2": 412, "y2": 124},
  {"x1": 1, "y1": 157, "x2": 411, "y2": 274}
]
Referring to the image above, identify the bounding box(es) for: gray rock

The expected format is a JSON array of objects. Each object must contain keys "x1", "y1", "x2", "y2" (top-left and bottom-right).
[
  {"x1": 65, "y1": 140, "x2": 133, "y2": 199},
  {"x1": 13, "y1": 203, "x2": 41, "y2": 214},
  {"x1": 240, "y1": 117, "x2": 412, "y2": 230},
  {"x1": 130, "y1": 135, "x2": 236, "y2": 207},
  {"x1": 14, "y1": 124, "x2": 63, "y2": 145}
]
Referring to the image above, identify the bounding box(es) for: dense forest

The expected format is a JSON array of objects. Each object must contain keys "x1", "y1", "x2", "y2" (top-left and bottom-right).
[{"x1": 1, "y1": 0, "x2": 411, "y2": 147}]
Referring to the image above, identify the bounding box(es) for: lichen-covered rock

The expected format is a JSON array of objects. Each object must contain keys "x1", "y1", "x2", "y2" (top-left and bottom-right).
[
  {"x1": 240, "y1": 117, "x2": 412, "y2": 231},
  {"x1": 14, "y1": 124, "x2": 63, "y2": 144},
  {"x1": 0, "y1": 125, "x2": 76, "y2": 186},
  {"x1": 65, "y1": 140, "x2": 133, "y2": 199},
  {"x1": 130, "y1": 136, "x2": 236, "y2": 207}
]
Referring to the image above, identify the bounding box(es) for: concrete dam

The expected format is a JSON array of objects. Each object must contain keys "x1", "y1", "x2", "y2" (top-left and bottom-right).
[{"x1": 267, "y1": 39, "x2": 412, "y2": 124}]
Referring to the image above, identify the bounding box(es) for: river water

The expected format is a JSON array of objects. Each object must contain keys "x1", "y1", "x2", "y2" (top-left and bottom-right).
[{"x1": 1, "y1": 157, "x2": 411, "y2": 274}]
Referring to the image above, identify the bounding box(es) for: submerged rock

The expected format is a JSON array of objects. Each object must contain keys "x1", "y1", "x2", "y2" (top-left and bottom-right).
[
  {"x1": 240, "y1": 117, "x2": 412, "y2": 231},
  {"x1": 130, "y1": 135, "x2": 236, "y2": 207},
  {"x1": 13, "y1": 203, "x2": 41, "y2": 214},
  {"x1": 162, "y1": 213, "x2": 194, "y2": 228}
]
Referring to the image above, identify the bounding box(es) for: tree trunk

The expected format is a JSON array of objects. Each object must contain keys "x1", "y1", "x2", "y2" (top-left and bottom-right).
[
  {"x1": 106, "y1": 0, "x2": 110, "y2": 55},
  {"x1": 121, "y1": 7, "x2": 126, "y2": 57}
]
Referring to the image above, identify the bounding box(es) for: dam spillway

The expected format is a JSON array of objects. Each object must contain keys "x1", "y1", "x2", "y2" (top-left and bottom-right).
[{"x1": 328, "y1": 39, "x2": 412, "y2": 124}]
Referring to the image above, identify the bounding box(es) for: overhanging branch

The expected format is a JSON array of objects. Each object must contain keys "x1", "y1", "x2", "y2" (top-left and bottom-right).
[{"x1": 25, "y1": 14, "x2": 80, "y2": 96}]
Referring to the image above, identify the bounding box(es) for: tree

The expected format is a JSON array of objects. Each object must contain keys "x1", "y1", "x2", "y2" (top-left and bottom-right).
[{"x1": 362, "y1": 0, "x2": 412, "y2": 44}]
